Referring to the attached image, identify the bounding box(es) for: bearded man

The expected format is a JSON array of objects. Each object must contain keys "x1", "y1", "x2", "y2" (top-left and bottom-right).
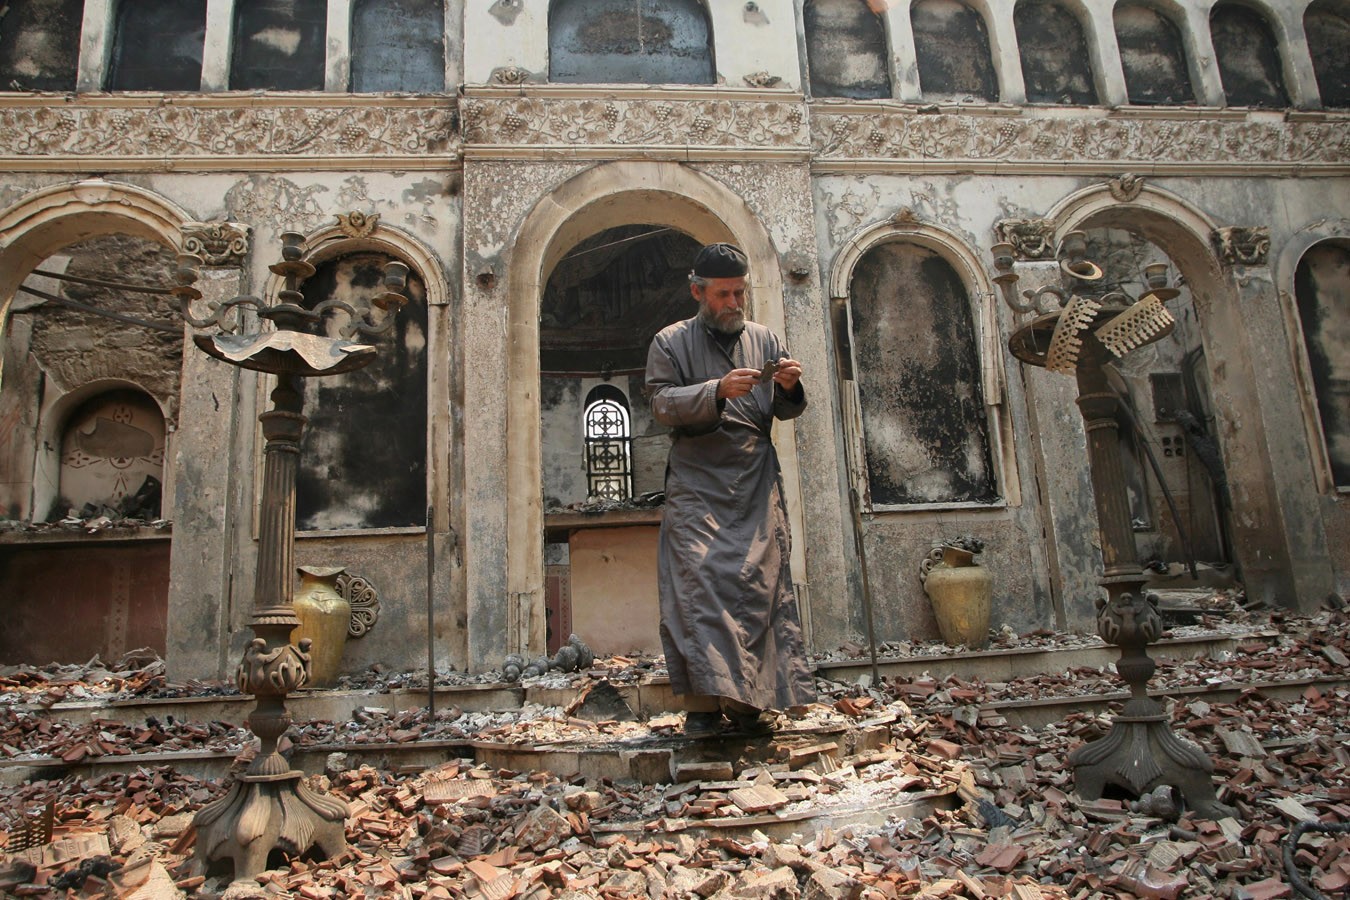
[{"x1": 644, "y1": 242, "x2": 815, "y2": 737}]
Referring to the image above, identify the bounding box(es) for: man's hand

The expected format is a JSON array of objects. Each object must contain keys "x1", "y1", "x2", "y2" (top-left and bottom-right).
[
  {"x1": 717, "y1": 367, "x2": 767, "y2": 399},
  {"x1": 772, "y1": 358, "x2": 803, "y2": 392},
  {"x1": 717, "y1": 358, "x2": 803, "y2": 399}
]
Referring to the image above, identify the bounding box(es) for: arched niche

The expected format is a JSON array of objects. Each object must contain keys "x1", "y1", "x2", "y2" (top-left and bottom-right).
[
  {"x1": 1291, "y1": 240, "x2": 1350, "y2": 488},
  {"x1": 911, "y1": 0, "x2": 999, "y2": 102},
  {"x1": 1014, "y1": 0, "x2": 1099, "y2": 104},
  {"x1": 1113, "y1": 2, "x2": 1195, "y2": 105},
  {"x1": 499, "y1": 160, "x2": 800, "y2": 659},
  {"x1": 804, "y1": 0, "x2": 893, "y2": 100},
  {"x1": 230, "y1": 0, "x2": 327, "y2": 90},
  {"x1": 831, "y1": 221, "x2": 1008, "y2": 509},
  {"x1": 0, "y1": 0, "x2": 81, "y2": 92},
  {"x1": 1209, "y1": 2, "x2": 1289, "y2": 108},
  {"x1": 57, "y1": 387, "x2": 167, "y2": 519},
  {"x1": 1304, "y1": 0, "x2": 1350, "y2": 108},
  {"x1": 351, "y1": 0, "x2": 446, "y2": 92},
  {"x1": 108, "y1": 0, "x2": 207, "y2": 91},
  {"x1": 548, "y1": 0, "x2": 715, "y2": 85}
]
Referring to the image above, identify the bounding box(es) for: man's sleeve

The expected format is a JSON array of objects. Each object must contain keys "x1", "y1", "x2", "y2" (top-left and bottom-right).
[
  {"x1": 645, "y1": 334, "x2": 724, "y2": 435},
  {"x1": 772, "y1": 336, "x2": 807, "y2": 421}
]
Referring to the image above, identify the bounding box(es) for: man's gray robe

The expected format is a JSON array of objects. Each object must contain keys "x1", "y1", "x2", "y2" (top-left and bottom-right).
[{"x1": 645, "y1": 316, "x2": 816, "y2": 711}]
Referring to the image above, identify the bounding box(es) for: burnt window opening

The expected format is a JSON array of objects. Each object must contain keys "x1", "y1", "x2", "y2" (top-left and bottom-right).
[
  {"x1": 548, "y1": 0, "x2": 715, "y2": 85},
  {"x1": 294, "y1": 253, "x2": 428, "y2": 531},
  {"x1": 58, "y1": 389, "x2": 166, "y2": 520},
  {"x1": 1014, "y1": 0, "x2": 1099, "y2": 105},
  {"x1": 584, "y1": 385, "x2": 634, "y2": 501},
  {"x1": 848, "y1": 242, "x2": 996, "y2": 506},
  {"x1": 803, "y1": 0, "x2": 892, "y2": 100},
  {"x1": 351, "y1": 0, "x2": 446, "y2": 92},
  {"x1": 108, "y1": 0, "x2": 207, "y2": 91},
  {"x1": 540, "y1": 225, "x2": 699, "y2": 508},
  {"x1": 0, "y1": 0, "x2": 82, "y2": 91},
  {"x1": 1113, "y1": 3, "x2": 1194, "y2": 105},
  {"x1": 1210, "y1": 3, "x2": 1289, "y2": 108},
  {"x1": 1305, "y1": 1, "x2": 1350, "y2": 108},
  {"x1": 230, "y1": 0, "x2": 327, "y2": 91},
  {"x1": 1294, "y1": 241, "x2": 1350, "y2": 488},
  {"x1": 911, "y1": 0, "x2": 998, "y2": 102}
]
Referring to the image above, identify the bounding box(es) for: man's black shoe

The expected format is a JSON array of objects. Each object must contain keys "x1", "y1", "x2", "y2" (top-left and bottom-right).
[
  {"x1": 725, "y1": 709, "x2": 775, "y2": 736},
  {"x1": 683, "y1": 711, "x2": 725, "y2": 738}
]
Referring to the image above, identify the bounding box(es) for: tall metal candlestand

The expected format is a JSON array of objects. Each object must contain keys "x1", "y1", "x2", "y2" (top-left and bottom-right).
[
  {"x1": 991, "y1": 234, "x2": 1236, "y2": 819},
  {"x1": 172, "y1": 232, "x2": 410, "y2": 878}
]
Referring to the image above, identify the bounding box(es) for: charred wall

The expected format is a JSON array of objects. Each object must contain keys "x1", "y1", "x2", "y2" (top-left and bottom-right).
[
  {"x1": 911, "y1": 0, "x2": 998, "y2": 102},
  {"x1": 351, "y1": 0, "x2": 446, "y2": 92},
  {"x1": 1210, "y1": 3, "x2": 1289, "y2": 108},
  {"x1": 230, "y1": 0, "x2": 327, "y2": 90},
  {"x1": 108, "y1": 0, "x2": 207, "y2": 91},
  {"x1": 548, "y1": 0, "x2": 714, "y2": 85},
  {"x1": 1114, "y1": 4, "x2": 1194, "y2": 105},
  {"x1": 0, "y1": 0, "x2": 81, "y2": 92},
  {"x1": 1305, "y1": 1, "x2": 1350, "y2": 108},
  {"x1": 1015, "y1": 1, "x2": 1097, "y2": 105},
  {"x1": 1295, "y1": 242, "x2": 1350, "y2": 487},
  {"x1": 804, "y1": 0, "x2": 891, "y2": 100}
]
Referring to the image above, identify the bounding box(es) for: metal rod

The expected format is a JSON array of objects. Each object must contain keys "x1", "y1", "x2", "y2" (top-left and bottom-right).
[
  {"x1": 32, "y1": 267, "x2": 175, "y2": 295},
  {"x1": 850, "y1": 487, "x2": 881, "y2": 687},
  {"x1": 16, "y1": 284, "x2": 182, "y2": 333},
  {"x1": 426, "y1": 505, "x2": 436, "y2": 721}
]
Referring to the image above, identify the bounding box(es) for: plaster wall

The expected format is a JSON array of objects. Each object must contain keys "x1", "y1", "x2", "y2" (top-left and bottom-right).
[{"x1": 568, "y1": 526, "x2": 662, "y2": 657}]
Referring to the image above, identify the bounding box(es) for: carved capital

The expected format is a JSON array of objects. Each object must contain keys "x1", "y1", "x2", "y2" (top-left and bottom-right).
[
  {"x1": 994, "y1": 217, "x2": 1056, "y2": 260},
  {"x1": 1108, "y1": 173, "x2": 1145, "y2": 202},
  {"x1": 336, "y1": 210, "x2": 380, "y2": 239},
  {"x1": 1212, "y1": 226, "x2": 1270, "y2": 266},
  {"x1": 180, "y1": 221, "x2": 251, "y2": 267}
]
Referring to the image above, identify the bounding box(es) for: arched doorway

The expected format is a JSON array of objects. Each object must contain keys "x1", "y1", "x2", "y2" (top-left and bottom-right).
[{"x1": 493, "y1": 161, "x2": 805, "y2": 663}]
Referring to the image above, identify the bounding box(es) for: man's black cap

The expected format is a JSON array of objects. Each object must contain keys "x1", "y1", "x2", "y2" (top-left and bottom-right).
[{"x1": 692, "y1": 243, "x2": 749, "y2": 278}]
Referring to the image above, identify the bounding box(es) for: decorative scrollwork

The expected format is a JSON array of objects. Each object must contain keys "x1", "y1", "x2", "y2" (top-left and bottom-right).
[
  {"x1": 337, "y1": 572, "x2": 381, "y2": 638},
  {"x1": 1212, "y1": 226, "x2": 1271, "y2": 266},
  {"x1": 236, "y1": 637, "x2": 312, "y2": 695},
  {"x1": 181, "y1": 222, "x2": 251, "y2": 267},
  {"x1": 994, "y1": 218, "x2": 1056, "y2": 260},
  {"x1": 1094, "y1": 591, "x2": 1162, "y2": 648}
]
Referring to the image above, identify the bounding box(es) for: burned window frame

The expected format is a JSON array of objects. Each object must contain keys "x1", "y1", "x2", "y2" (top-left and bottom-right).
[
  {"x1": 1208, "y1": 1, "x2": 1291, "y2": 109},
  {"x1": 910, "y1": 0, "x2": 999, "y2": 103},
  {"x1": 1303, "y1": 0, "x2": 1350, "y2": 109},
  {"x1": 803, "y1": 0, "x2": 894, "y2": 101},
  {"x1": 830, "y1": 223, "x2": 1015, "y2": 513},
  {"x1": 1111, "y1": 1, "x2": 1196, "y2": 106},
  {"x1": 1013, "y1": 0, "x2": 1101, "y2": 106},
  {"x1": 546, "y1": 0, "x2": 717, "y2": 86},
  {"x1": 1288, "y1": 237, "x2": 1350, "y2": 493}
]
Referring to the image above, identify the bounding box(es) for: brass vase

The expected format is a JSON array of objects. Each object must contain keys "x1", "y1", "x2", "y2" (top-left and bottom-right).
[
  {"x1": 292, "y1": 566, "x2": 350, "y2": 688},
  {"x1": 922, "y1": 547, "x2": 992, "y2": 648}
]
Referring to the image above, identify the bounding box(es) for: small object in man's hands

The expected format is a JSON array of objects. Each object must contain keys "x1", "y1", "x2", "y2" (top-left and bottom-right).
[{"x1": 758, "y1": 360, "x2": 779, "y2": 383}]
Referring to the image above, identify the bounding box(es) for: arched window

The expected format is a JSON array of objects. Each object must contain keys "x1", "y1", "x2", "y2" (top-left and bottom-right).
[
  {"x1": 911, "y1": 0, "x2": 998, "y2": 102},
  {"x1": 1304, "y1": 1, "x2": 1350, "y2": 108},
  {"x1": 1294, "y1": 241, "x2": 1350, "y2": 487},
  {"x1": 1113, "y1": 3, "x2": 1194, "y2": 105},
  {"x1": 295, "y1": 253, "x2": 428, "y2": 530},
  {"x1": 351, "y1": 0, "x2": 446, "y2": 92},
  {"x1": 108, "y1": 0, "x2": 207, "y2": 91},
  {"x1": 848, "y1": 242, "x2": 995, "y2": 506},
  {"x1": 1014, "y1": 0, "x2": 1098, "y2": 104},
  {"x1": 0, "y1": 0, "x2": 82, "y2": 91},
  {"x1": 1210, "y1": 3, "x2": 1289, "y2": 107},
  {"x1": 804, "y1": 0, "x2": 891, "y2": 100},
  {"x1": 583, "y1": 385, "x2": 633, "y2": 501},
  {"x1": 548, "y1": 0, "x2": 714, "y2": 85},
  {"x1": 230, "y1": 0, "x2": 327, "y2": 90}
]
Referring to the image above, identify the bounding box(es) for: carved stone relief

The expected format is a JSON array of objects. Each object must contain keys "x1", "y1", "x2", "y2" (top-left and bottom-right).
[
  {"x1": 460, "y1": 97, "x2": 808, "y2": 148},
  {"x1": 1212, "y1": 226, "x2": 1271, "y2": 266},
  {"x1": 811, "y1": 112, "x2": 1350, "y2": 168},
  {"x1": 336, "y1": 211, "x2": 381, "y2": 239},
  {"x1": 995, "y1": 218, "x2": 1056, "y2": 260},
  {"x1": 1108, "y1": 173, "x2": 1146, "y2": 202},
  {"x1": 180, "y1": 222, "x2": 251, "y2": 267},
  {"x1": 0, "y1": 104, "x2": 459, "y2": 159}
]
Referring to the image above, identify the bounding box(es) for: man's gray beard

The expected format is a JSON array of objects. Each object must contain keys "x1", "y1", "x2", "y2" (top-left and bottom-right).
[{"x1": 698, "y1": 304, "x2": 744, "y2": 335}]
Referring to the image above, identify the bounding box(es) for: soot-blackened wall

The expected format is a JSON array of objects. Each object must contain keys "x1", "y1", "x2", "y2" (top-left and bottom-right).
[
  {"x1": 0, "y1": 0, "x2": 81, "y2": 91},
  {"x1": 1114, "y1": 4, "x2": 1194, "y2": 105},
  {"x1": 1210, "y1": 3, "x2": 1289, "y2": 108},
  {"x1": 230, "y1": 0, "x2": 327, "y2": 90},
  {"x1": 351, "y1": 0, "x2": 446, "y2": 92},
  {"x1": 295, "y1": 254, "x2": 428, "y2": 531},
  {"x1": 911, "y1": 0, "x2": 998, "y2": 102},
  {"x1": 1305, "y1": 1, "x2": 1350, "y2": 108},
  {"x1": 108, "y1": 0, "x2": 207, "y2": 91},
  {"x1": 548, "y1": 0, "x2": 715, "y2": 85},
  {"x1": 849, "y1": 242, "x2": 995, "y2": 506},
  {"x1": 1015, "y1": 0, "x2": 1098, "y2": 105},
  {"x1": 1295, "y1": 242, "x2": 1350, "y2": 487},
  {"x1": 804, "y1": 0, "x2": 892, "y2": 100}
]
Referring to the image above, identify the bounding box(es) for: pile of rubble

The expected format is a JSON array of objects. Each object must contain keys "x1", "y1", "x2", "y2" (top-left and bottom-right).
[{"x1": 0, "y1": 610, "x2": 1346, "y2": 899}]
